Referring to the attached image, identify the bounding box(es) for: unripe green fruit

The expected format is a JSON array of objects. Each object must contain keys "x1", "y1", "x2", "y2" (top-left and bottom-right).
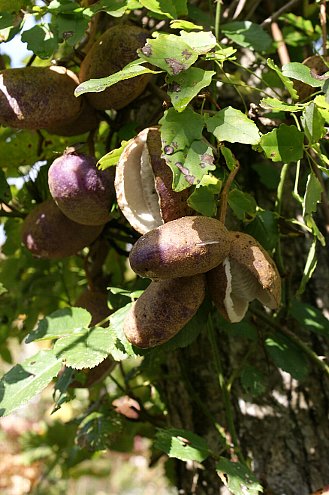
[
  {"x1": 48, "y1": 151, "x2": 115, "y2": 226},
  {"x1": 79, "y1": 24, "x2": 151, "y2": 110},
  {"x1": 21, "y1": 199, "x2": 103, "y2": 259},
  {"x1": 123, "y1": 275, "x2": 205, "y2": 348},
  {"x1": 129, "y1": 216, "x2": 231, "y2": 279}
]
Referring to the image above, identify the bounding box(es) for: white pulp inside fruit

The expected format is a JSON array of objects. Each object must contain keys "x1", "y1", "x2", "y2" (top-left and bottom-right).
[
  {"x1": 115, "y1": 129, "x2": 163, "y2": 234},
  {"x1": 224, "y1": 258, "x2": 272, "y2": 322}
]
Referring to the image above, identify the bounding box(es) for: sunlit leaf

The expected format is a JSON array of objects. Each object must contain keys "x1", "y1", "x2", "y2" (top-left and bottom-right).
[
  {"x1": 260, "y1": 124, "x2": 304, "y2": 163},
  {"x1": 301, "y1": 102, "x2": 326, "y2": 143},
  {"x1": 206, "y1": 107, "x2": 261, "y2": 145},
  {"x1": 97, "y1": 140, "x2": 129, "y2": 170},
  {"x1": 138, "y1": 32, "x2": 198, "y2": 75},
  {"x1": 54, "y1": 326, "x2": 113, "y2": 369},
  {"x1": 222, "y1": 21, "x2": 272, "y2": 52},
  {"x1": 187, "y1": 174, "x2": 221, "y2": 216},
  {"x1": 0, "y1": 350, "x2": 61, "y2": 417},
  {"x1": 154, "y1": 428, "x2": 211, "y2": 462},
  {"x1": 282, "y1": 62, "x2": 324, "y2": 87},
  {"x1": 26, "y1": 307, "x2": 92, "y2": 343},
  {"x1": 216, "y1": 457, "x2": 263, "y2": 495},
  {"x1": 267, "y1": 58, "x2": 299, "y2": 100},
  {"x1": 167, "y1": 67, "x2": 215, "y2": 112}
]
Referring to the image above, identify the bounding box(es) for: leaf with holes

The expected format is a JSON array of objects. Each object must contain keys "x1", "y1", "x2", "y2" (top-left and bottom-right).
[
  {"x1": 216, "y1": 457, "x2": 263, "y2": 495},
  {"x1": 154, "y1": 428, "x2": 211, "y2": 462}
]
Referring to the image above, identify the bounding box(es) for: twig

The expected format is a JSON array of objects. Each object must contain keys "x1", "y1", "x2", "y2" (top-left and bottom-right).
[
  {"x1": 261, "y1": 0, "x2": 301, "y2": 27},
  {"x1": 320, "y1": 0, "x2": 327, "y2": 57},
  {"x1": 217, "y1": 160, "x2": 240, "y2": 224},
  {"x1": 271, "y1": 22, "x2": 290, "y2": 66}
]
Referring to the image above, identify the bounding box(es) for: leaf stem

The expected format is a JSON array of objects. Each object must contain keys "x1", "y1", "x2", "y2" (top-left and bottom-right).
[
  {"x1": 215, "y1": 0, "x2": 222, "y2": 40},
  {"x1": 218, "y1": 160, "x2": 240, "y2": 224},
  {"x1": 207, "y1": 316, "x2": 246, "y2": 464}
]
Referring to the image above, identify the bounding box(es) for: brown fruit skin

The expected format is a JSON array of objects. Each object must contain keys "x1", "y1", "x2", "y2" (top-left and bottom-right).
[
  {"x1": 129, "y1": 216, "x2": 231, "y2": 279},
  {"x1": 123, "y1": 275, "x2": 206, "y2": 348},
  {"x1": 147, "y1": 127, "x2": 194, "y2": 223},
  {"x1": 0, "y1": 66, "x2": 83, "y2": 130},
  {"x1": 48, "y1": 151, "x2": 115, "y2": 226},
  {"x1": 75, "y1": 287, "x2": 112, "y2": 327},
  {"x1": 228, "y1": 231, "x2": 281, "y2": 308},
  {"x1": 79, "y1": 24, "x2": 151, "y2": 110},
  {"x1": 206, "y1": 262, "x2": 229, "y2": 320},
  {"x1": 46, "y1": 100, "x2": 100, "y2": 136},
  {"x1": 21, "y1": 199, "x2": 103, "y2": 259}
]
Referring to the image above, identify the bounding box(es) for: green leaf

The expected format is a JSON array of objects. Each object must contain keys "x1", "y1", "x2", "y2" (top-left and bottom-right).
[
  {"x1": 297, "y1": 237, "x2": 318, "y2": 295},
  {"x1": 301, "y1": 102, "x2": 326, "y2": 143},
  {"x1": 0, "y1": 128, "x2": 39, "y2": 170},
  {"x1": 0, "y1": 350, "x2": 62, "y2": 417},
  {"x1": 97, "y1": 140, "x2": 129, "y2": 170},
  {"x1": 138, "y1": 33, "x2": 198, "y2": 75},
  {"x1": 206, "y1": 107, "x2": 261, "y2": 145},
  {"x1": 0, "y1": 0, "x2": 26, "y2": 12},
  {"x1": 289, "y1": 299, "x2": 329, "y2": 337},
  {"x1": 165, "y1": 140, "x2": 215, "y2": 190},
  {"x1": 267, "y1": 59, "x2": 298, "y2": 100},
  {"x1": 139, "y1": 0, "x2": 176, "y2": 18},
  {"x1": 0, "y1": 169, "x2": 11, "y2": 202},
  {"x1": 245, "y1": 210, "x2": 279, "y2": 252},
  {"x1": 154, "y1": 428, "x2": 211, "y2": 462},
  {"x1": 179, "y1": 30, "x2": 216, "y2": 55},
  {"x1": 76, "y1": 410, "x2": 124, "y2": 451},
  {"x1": 160, "y1": 106, "x2": 204, "y2": 150},
  {"x1": 220, "y1": 145, "x2": 239, "y2": 171},
  {"x1": 26, "y1": 307, "x2": 92, "y2": 343},
  {"x1": 54, "y1": 326, "x2": 113, "y2": 369},
  {"x1": 84, "y1": 0, "x2": 128, "y2": 18},
  {"x1": 167, "y1": 67, "x2": 215, "y2": 112},
  {"x1": 216, "y1": 458, "x2": 263, "y2": 495},
  {"x1": 54, "y1": 13, "x2": 89, "y2": 46},
  {"x1": 109, "y1": 303, "x2": 142, "y2": 360},
  {"x1": 265, "y1": 334, "x2": 309, "y2": 380},
  {"x1": 75, "y1": 62, "x2": 161, "y2": 97},
  {"x1": 303, "y1": 172, "x2": 322, "y2": 217},
  {"x1": 160, "y1": 107, "x2": 215, "y2": 191},
  {"x1": 282, "y1": 62, "x2": 324, "y2": 87},
  {"x1": 260, "y1": 97, "x2": 303, "y2": 113},
  {"x1": 259, "y1": 124, "x2": 304, "y2": 163},
  {"x1": 21, "y1": 24, "x2": 58, "y2": 59},
  {"x1": 170, "y1": 20, "x2": 202, "y2": 31},
  {"x1": 221, "y1": 21, "x2": 272, "y2": 52},
  {"x1": 240, "y1": 366, "x2": 267, "y2": 397},
  {"x1": 228, "y1": 189, "x2": 257, "y2": 221},
  {"x1": 187, "y1": 174, "x2": 221, "y2": 216}
]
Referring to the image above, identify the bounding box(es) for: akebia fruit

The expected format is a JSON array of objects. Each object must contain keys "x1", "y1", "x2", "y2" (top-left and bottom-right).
[
  {"x1": 79, "y1": 24, "x2": 151, "y2": 110},
  {"x1": 22, "y1": 199, "x2": 103, "y2": 259},
  {"x1": 0, "y1": 66, "x2": 86, "y2": 132},
  {"x1": 123, "y1": 275, "x2": 206, "y2": 348},
  {"x1": 207, "y1": 231, "x2": 281, "y2": 322},
  {"x1": 115, "y1": 127, "x2": 193, "y2": 234},
  {"x1": 48, "y1": 151, "x2": 115, "y2": 226},
  {"x1": 129, "y1": 216, "x2": 231, "y2": 279}
]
